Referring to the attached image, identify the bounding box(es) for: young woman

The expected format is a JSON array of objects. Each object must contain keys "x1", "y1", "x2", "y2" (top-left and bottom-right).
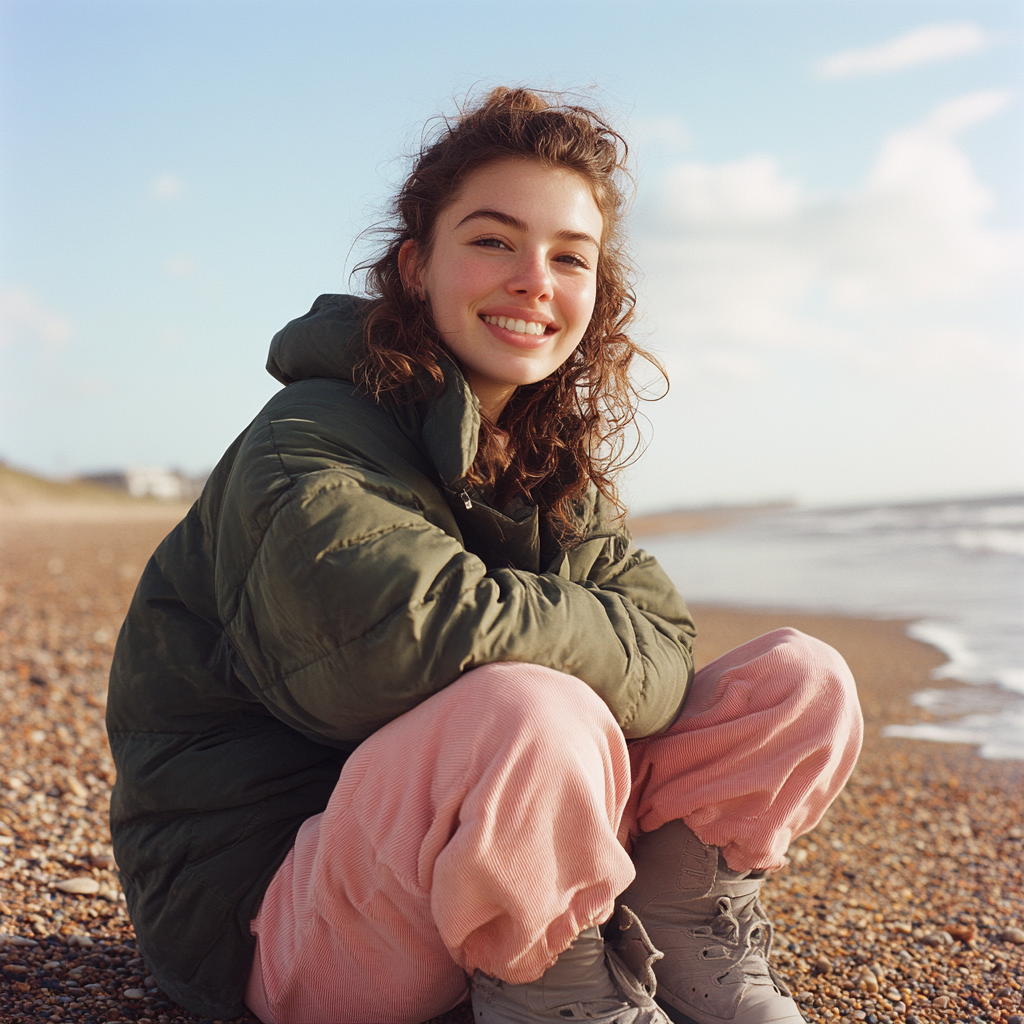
[{"x1": 106, "y1": 88, "x2": 863, "y2": 1024}]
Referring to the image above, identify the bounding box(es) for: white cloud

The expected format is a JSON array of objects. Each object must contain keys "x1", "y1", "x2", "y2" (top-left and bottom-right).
[
  {"x1": 815, "y1": 22, "x2": 993, "y2": 79},
  {"x1": 663, "y1": 156, "x2": 803, "y2": 225},
  {"x1": 849, "y1": 325, "x2": 1024, "y2": 379},
  {"x1": 700, "y1": 350, "x2": 765, "y2": 381},
  {"x1": 822, "y1": 90, "x2": 1015, "y2": 306},
  {"x1": 149, "y1": 173, "x2": 185, "y2": 201},
  {"x1": 0, "y1": 286, "x2": 75, "y2": 349},
  {"x1": 638, "y1": 91, "x2": 1022, "y2": 383}
]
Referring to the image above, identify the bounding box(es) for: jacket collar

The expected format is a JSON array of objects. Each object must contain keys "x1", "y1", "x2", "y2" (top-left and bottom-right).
[{"x1": 267, "y1": 293, "x2": 481, "y2": 487}]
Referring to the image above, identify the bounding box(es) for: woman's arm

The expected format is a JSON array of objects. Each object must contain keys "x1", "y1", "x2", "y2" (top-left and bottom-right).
[{"x1": 218, "y1": 407, "x2": 694, "y2": 747}]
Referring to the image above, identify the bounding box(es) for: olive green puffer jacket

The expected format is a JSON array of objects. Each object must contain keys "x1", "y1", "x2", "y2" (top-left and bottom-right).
[{"x1": 106, "y1": 294, "x2": 696, "y2": 1019}]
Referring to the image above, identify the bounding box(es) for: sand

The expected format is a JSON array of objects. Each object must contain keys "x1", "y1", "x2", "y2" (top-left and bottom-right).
[{"x1": 1, "y1": 512, "x2": 1021, "y2": 1024}]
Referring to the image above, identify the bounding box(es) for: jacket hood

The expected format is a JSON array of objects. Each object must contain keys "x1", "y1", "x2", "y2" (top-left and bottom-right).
[
  {"x1": 267, "y1": 293, "x2": 368, "y2": 385},
  {"x1": 266, "y1": 293, "x2": 481, "y2": 486}
]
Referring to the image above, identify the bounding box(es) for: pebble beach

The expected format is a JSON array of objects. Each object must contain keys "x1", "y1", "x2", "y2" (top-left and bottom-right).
[{"x1": 1, "y1": 508, "x2": 1021, "y2": 1024}]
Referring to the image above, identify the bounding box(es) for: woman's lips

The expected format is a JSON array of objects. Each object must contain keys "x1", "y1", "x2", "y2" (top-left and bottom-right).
[
  {"x1": 478, "y1": 313, "x2": 556, "y2": 348},
  {"x1": 479, "y1": 316, "x2": 554, "y2": 348},
  {"x1": 480, "y1": 313, "x2": 551, "y2": 336}
]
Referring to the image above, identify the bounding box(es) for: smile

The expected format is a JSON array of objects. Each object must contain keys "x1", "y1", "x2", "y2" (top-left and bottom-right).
[{"x1": 481, "y1": 315, "x2": 549, "y2": 337}]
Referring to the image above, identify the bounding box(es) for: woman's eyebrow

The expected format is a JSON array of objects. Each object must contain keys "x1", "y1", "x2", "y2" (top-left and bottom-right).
[
  {"x1": 455, "y1": 208, "x2": 600, "y2": 249},
  {"x1": 456, "y1": 208, "x2": 527, "y2": 232}
]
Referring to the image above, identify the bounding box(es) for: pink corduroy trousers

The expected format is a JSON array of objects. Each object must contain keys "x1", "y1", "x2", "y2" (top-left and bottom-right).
[{"x1": 245, "y1": 627, "x2": 862, "y2": 1024}]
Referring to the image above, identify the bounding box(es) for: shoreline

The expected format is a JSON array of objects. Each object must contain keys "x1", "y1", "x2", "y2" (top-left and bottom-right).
[{"x1": 1, "y1": 517, "x2": 1021, "y2": 1024}]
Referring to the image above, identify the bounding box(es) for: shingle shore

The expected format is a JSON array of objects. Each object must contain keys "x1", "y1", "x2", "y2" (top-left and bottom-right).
[{"x1": 1, "y1": 514, "x2": 1021, "y2": 1024}]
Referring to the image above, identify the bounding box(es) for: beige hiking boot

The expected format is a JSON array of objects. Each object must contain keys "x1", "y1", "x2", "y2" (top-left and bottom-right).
[
  {"x1": 470, "y1": 907, "x2": 671, "y2": 1024},
  {"x1": 620, "y1": 820, "x2": 804, "y2": 1024}
]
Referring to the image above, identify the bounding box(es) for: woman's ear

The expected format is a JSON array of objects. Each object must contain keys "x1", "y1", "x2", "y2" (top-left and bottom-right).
[{"x1": 398, "y1": 239, "x2": 424, "y2": 301}]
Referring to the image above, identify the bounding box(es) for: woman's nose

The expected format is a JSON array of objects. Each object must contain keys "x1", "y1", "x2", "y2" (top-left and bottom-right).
[{"x1": 506, "y1": 251, "x2": 553, "y2": 300}]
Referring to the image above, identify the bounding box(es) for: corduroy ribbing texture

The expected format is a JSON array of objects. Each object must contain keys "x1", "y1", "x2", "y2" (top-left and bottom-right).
[{"x1": 245, "y1": 628, "x2": 861, "y2": 1024}]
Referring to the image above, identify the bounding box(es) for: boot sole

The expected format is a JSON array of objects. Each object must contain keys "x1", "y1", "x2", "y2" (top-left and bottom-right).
[
  {"x1": 656, "y1": 996, "x2": 806, "y2": 1024},
  {"x1": 655, "y1": 998, "x2": 701, "y2": 1024}
]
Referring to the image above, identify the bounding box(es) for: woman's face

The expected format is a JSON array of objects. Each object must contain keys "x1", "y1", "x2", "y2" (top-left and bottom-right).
[{"x1": 400, "y1": 158, "x2": 603, "y2": 421}]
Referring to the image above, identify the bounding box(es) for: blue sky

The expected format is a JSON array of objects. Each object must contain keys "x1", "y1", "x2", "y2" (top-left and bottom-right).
[{"x1": 1, "y1": 0, "x2": 1021, "y2": 510}]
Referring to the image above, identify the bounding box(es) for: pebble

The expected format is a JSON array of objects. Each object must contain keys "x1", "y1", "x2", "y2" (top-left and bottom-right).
[
  {"x1": 812, "y1": 955, "x2": 831, "y2": 973},
  {"x1": 932, "y1": 995, "x2": 950, "y2": 1008},
  {"x1": 921, "y1": 929, "x2": 954, "y2": 946},
  {"x1": 0, "y1": 515, "x2": 265, "y2": 1024},
  {"x1": 123, "y1": 987, "x2": 146, "y2": 999},
  {"x1": 64, "y1": 775, "x2": 89, "y2": 798},
  {"x1": 944, "y1": 922, "x2": 976, "y2": 942},
  {"x1": 858, "y1": 972, "x2": 880, "y2": 993},
  {"x1": 4, "y1": 507, "x2": 1024, "y2": 1024},
  {"x1": 51, "y1": 875, "x2": 101, "y2": 894},
  {"x1": 1002, "y1": 927, "x2": 1024, "y2": 944}
]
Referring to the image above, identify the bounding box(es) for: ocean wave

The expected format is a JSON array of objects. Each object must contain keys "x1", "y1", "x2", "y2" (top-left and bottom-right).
[
  {"x1": 881, "y1": 717, "x2": 1024, "y2": 761},
  {"x1": 647, "y1": 497, "x2": 1024, "y2": 759},
  {"x1": 770, "y1": 497, "x2": 1024, "y2": 541},
  {"x1": 952, "y1": 528, "x2": 1024, "y2": 557},
  {"x1": 977, "y1": 504, "x2": 1024, "y2": 526},
  {"x1": 907, "y1": 620, "x2": 980, "y2": 676},
  {"x1": 906, "y1": 620, "x2": 1024, "y2": 694}
]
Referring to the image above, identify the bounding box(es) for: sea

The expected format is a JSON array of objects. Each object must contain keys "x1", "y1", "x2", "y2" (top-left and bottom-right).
[{"x1": 641, "y1": 494, "x2": 1024, "y2": 761}]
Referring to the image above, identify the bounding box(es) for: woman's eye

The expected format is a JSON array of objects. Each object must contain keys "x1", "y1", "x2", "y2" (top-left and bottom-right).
[
  {"x1": 556, "y1": 253, "x2": 591, "y2": 270},
  {"x1": 473, "y1": 237, "x2": 509, "y2": 250}
]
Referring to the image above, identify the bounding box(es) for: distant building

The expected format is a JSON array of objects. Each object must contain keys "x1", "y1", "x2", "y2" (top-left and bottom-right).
[{"x1": 79, "y1": 467, "x2": 207, "y2": 502}]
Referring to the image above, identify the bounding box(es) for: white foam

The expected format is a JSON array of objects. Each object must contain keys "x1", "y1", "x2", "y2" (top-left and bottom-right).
[
  {"x1": 978, "y1": 504, "x2": 1024, "y2": 526},
  {"x1": 882, "y1": 717, "x2": 1024, "y2": 760},
  {"x1": 907, "y1": 619, "x2": 981, "y2": 676},
  {"x1": 994, "y1": 668, "x2": 1024, "y2": 695},
  {"x1": 952, "y1": 528, "x2": 1024, "y2": 557},
  {"x1": 648, "y1": 495, "x2": 1024, "y2": 759}
]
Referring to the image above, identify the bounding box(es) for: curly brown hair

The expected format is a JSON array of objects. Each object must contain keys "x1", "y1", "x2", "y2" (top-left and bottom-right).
[{"x1": 353, "y1": 86, "x2": 665, "y2": 540}]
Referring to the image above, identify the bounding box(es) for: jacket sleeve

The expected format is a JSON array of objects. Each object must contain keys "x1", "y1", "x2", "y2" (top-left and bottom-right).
[
  {"x1": 221, "y1": 461, "x2": 695, "y2": 748},
  {"x1": 564, "y1": 491, "x2": 696, "y2": 722}
]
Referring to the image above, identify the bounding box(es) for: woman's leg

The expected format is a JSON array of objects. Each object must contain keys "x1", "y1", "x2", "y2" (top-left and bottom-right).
[
  {"x1": 619, "y1": 628, "x2": 863, "y2": 1024},
  {"x1": 246, "y1": 662, "x2": 638, "y2": 1024},
  {"x1": 622, "y1": 627, "x2": 863, "y2": 870}
]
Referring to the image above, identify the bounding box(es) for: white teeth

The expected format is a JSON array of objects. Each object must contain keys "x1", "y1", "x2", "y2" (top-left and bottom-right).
[{"x1": 484, "y1": 315, "x2": 546, "y2": 336}]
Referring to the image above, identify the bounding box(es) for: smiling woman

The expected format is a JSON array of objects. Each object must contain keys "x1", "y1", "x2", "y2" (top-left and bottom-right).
[
  {"x1": 399, "y1": 159, "x2": 603, "y2": 420},
  {"x1": 105, "y1": 87, "x2": 863, "y2": 1024},
  {"x1": 355, "y1": 87, "x2": 649, "y2": 539}
]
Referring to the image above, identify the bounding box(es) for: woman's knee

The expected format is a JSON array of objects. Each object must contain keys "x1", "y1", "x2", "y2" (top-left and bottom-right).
[
  {"x1": 766, "y1": 628, "x2": 856, "y2": 696},
  {"x1": 449, "y1": 661, "x2": 620, "y2": 735},
  {"x1": 685, "y1": 627, "x2": 858, "y2": 722}
]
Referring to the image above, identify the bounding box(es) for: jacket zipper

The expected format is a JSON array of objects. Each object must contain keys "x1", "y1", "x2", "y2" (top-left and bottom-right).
[{"x1": 458, "y1": 489, "x2": 473, "y2": 510}]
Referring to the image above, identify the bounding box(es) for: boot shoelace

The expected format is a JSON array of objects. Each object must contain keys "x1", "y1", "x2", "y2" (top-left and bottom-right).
[{"x1": 691, "y1": 895, "x2": 792, "y2": 995}]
